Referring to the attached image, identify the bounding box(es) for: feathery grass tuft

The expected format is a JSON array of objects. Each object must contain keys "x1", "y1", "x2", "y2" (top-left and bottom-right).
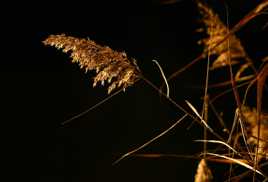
[
  {"x1": 243, "y1": 106, "x2": 268, "y2": 161},
  {"x1": 43, "y1": 34, "x2": 140, "y2": 94},
  {"x1": 197, "y1": 2, "x2": 250, "y2": 71},
  {"x1": 194, "y1": 159, "x2": 213, "y2": 182}
]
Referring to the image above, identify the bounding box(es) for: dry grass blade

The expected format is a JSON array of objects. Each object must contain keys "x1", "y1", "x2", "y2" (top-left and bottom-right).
[
  {"x1": 206, "y1": 153, "x2": 264, "y2": 177},
  {"x1": 194, "y1": 139, "x2": 239, "y2": 155},
  {"x1": 185, "y1": 100, "x2": 214, "y2": 133},
  {"x1": 61, "y1": 89, "x2": 123, "y2": 125},
  {"x1": 152, "y1": 59, "x2": 170, "y2": 97},
  {"x1": 194, "y1": 159, "x2": 213, "y2": 182},
  {"x1": 43, "y1": 34, "x2": 140, "y2": 94},
  {"x1": 112, "y1": 114, "x2": 187, "y2": 165}
]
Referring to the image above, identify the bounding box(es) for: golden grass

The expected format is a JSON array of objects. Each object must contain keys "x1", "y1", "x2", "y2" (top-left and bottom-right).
[
  {"x1": 43, "y1": 1, "x2": 268, "y2": 181},
  {"x1": 194, "y1": 159, "x2": 213, "y2": 182},
  {"x1": 43, "y1": 34, "x2": 140, "y2": 94}
]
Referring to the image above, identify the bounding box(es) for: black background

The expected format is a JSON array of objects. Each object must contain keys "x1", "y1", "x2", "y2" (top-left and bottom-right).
[{"x1": 2, "y1": 0, "x2": 268, "y2": 181}]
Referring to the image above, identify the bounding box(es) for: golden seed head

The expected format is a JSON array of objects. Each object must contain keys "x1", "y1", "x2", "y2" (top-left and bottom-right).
[{"x1": 43, "y1": 34, "x2": 140, "y2": 94}]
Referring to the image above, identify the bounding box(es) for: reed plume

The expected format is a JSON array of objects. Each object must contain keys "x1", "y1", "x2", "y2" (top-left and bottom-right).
[
  {"x1": 194, "y1": 159, "x2": 213, "y2": 182},
  {"x1": 197, "y1": 2, "x2": 251, "y2": 72},
  {"x1": 242, "y1": 106, "x2": 268, "y2": 161},
  {"x1": 43, "y1": 34, "x2": 140, "y2": 94}
]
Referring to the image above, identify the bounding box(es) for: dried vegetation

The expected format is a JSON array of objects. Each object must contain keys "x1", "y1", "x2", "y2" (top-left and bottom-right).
[{"x1": 43, "y1": 1, "x2": 268, "y2": 181}]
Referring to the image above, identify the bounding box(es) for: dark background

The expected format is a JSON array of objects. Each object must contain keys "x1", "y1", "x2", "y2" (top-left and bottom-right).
[{"x1": 1, "y1": 0, "x2": 267, "y2": 181}]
